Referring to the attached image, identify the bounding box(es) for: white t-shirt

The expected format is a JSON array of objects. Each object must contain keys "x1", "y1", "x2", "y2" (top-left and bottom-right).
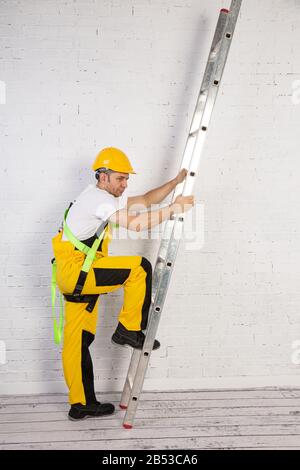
[{"x1": 61, "y1": 184, "x2": 128, "y2": 241}]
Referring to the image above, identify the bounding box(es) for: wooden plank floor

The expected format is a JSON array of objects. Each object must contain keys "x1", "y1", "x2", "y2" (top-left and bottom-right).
[{"x1": 0, "y1": 388, "x2": 300, "y2": 450}]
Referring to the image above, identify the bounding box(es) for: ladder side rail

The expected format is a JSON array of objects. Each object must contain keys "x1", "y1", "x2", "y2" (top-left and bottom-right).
[
  {"x1": 173, "y1": 9, "x2": 229, "y2": 201},
  {"x1": 151, "y1": 9, "x2": 230, "y2": 299},
  {"x1": 123, "y1": 221, "x2": 184, "y2": 427},
  {"x1": 120, "y1": 1, "x2": 243, "y2": 428},
  {"x1": 183, "y1": 0, "x2": 242, "y2": 196}
]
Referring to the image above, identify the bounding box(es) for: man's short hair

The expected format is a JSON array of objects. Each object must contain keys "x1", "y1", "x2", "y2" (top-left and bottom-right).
[{"x1": 95, "y1": 168, "x2": 115, "y2": 180}]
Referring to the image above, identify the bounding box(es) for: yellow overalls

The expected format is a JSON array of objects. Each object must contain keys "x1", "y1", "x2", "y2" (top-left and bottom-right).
[{"x1": 52, "y1": 225, "x2": 152, "y2": 405}]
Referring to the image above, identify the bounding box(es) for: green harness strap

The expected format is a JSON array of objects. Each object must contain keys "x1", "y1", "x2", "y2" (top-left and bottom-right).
[
  {"x1": 51, "y1": 260, "x2": 64, "y2": 344},
  {"x1": 51, "y1": 207, "x2": 107, "y2": 345}
]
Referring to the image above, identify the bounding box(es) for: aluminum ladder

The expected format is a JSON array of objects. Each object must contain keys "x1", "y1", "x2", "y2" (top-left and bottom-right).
[{"x1": 120, "y1": 0, "x2": 243, "y2": 429}]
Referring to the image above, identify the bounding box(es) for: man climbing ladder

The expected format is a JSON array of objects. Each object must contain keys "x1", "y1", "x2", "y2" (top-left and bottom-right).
[{"x1": 52, "y1": 147, "x2": 194, "y2": 420}]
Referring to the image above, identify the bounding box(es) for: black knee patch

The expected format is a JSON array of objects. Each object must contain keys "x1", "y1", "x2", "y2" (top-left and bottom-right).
[
  {"x1": 82, "y1": 330, "x2": 95, "y2": 348},
  {"x1": 140, "y1": 258, "x2": 152, "y2": 331},
  {"x1": 141, "y1": 257, "x2": 152, "y2": 275},
  {"x1": 93, "y1": 267, "x2": 131, "y2": 286},
  {"x1": 81, "y1": 330, "x2": 97, "y2": 404}
]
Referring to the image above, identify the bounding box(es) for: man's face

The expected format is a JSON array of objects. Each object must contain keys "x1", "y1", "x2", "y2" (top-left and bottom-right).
[{"x1": 104, "y1": 172, "x2": 129, "y2": 197}]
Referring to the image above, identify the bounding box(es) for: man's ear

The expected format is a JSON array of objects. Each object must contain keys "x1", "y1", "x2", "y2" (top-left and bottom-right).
[{"x1": 99, "y1": 172, "x2": 107, "y2": 184}]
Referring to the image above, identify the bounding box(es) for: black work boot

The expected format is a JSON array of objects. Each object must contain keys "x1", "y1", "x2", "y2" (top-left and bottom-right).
[
  {"x1": 68, "y1": 402, "x2": 115, "y2": 421},
  {"x1": 111, "y1": 322, "x2": 160, "y2": 350}
]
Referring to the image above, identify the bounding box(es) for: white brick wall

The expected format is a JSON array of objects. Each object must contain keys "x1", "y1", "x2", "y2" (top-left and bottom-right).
[{"x1": 1, "y1": 0, "x2": 300, "y2": 395}]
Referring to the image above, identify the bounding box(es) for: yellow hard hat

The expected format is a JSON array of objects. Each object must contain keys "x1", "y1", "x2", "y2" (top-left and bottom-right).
[{"x1": 92, "y1": 147, "x2": 136, "y2": 174}]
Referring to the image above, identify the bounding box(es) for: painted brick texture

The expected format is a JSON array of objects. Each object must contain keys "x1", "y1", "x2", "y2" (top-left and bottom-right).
[{"x1": 0, "y1": 0, "x2": 300, "y2": 394}]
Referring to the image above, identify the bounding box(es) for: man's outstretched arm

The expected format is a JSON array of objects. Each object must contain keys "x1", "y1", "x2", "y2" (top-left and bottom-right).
[
  {"x1": 110, "y1": 194, "x2": 195, "y2": 232},
  {"x1": 127, "y1": 169, "x2": 188, "y2": 209}
]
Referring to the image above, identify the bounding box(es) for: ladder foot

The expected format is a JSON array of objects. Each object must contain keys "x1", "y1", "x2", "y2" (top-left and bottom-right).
[
  {"x1": 119, "y1": 404, "x2": 127, "y2": 409},
  {"x1": 123, "y1": 423, "x2": 132, "y2": 429}
]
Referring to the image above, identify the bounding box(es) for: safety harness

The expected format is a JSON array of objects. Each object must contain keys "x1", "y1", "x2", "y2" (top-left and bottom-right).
[{"x1": 51, "y1": 205, "x2": 108, "y2": 344}]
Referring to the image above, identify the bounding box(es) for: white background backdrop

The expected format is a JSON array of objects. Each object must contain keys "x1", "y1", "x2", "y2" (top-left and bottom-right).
[{"x1": 1, "y1": 0, "x2": 300, "y2": 395}]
